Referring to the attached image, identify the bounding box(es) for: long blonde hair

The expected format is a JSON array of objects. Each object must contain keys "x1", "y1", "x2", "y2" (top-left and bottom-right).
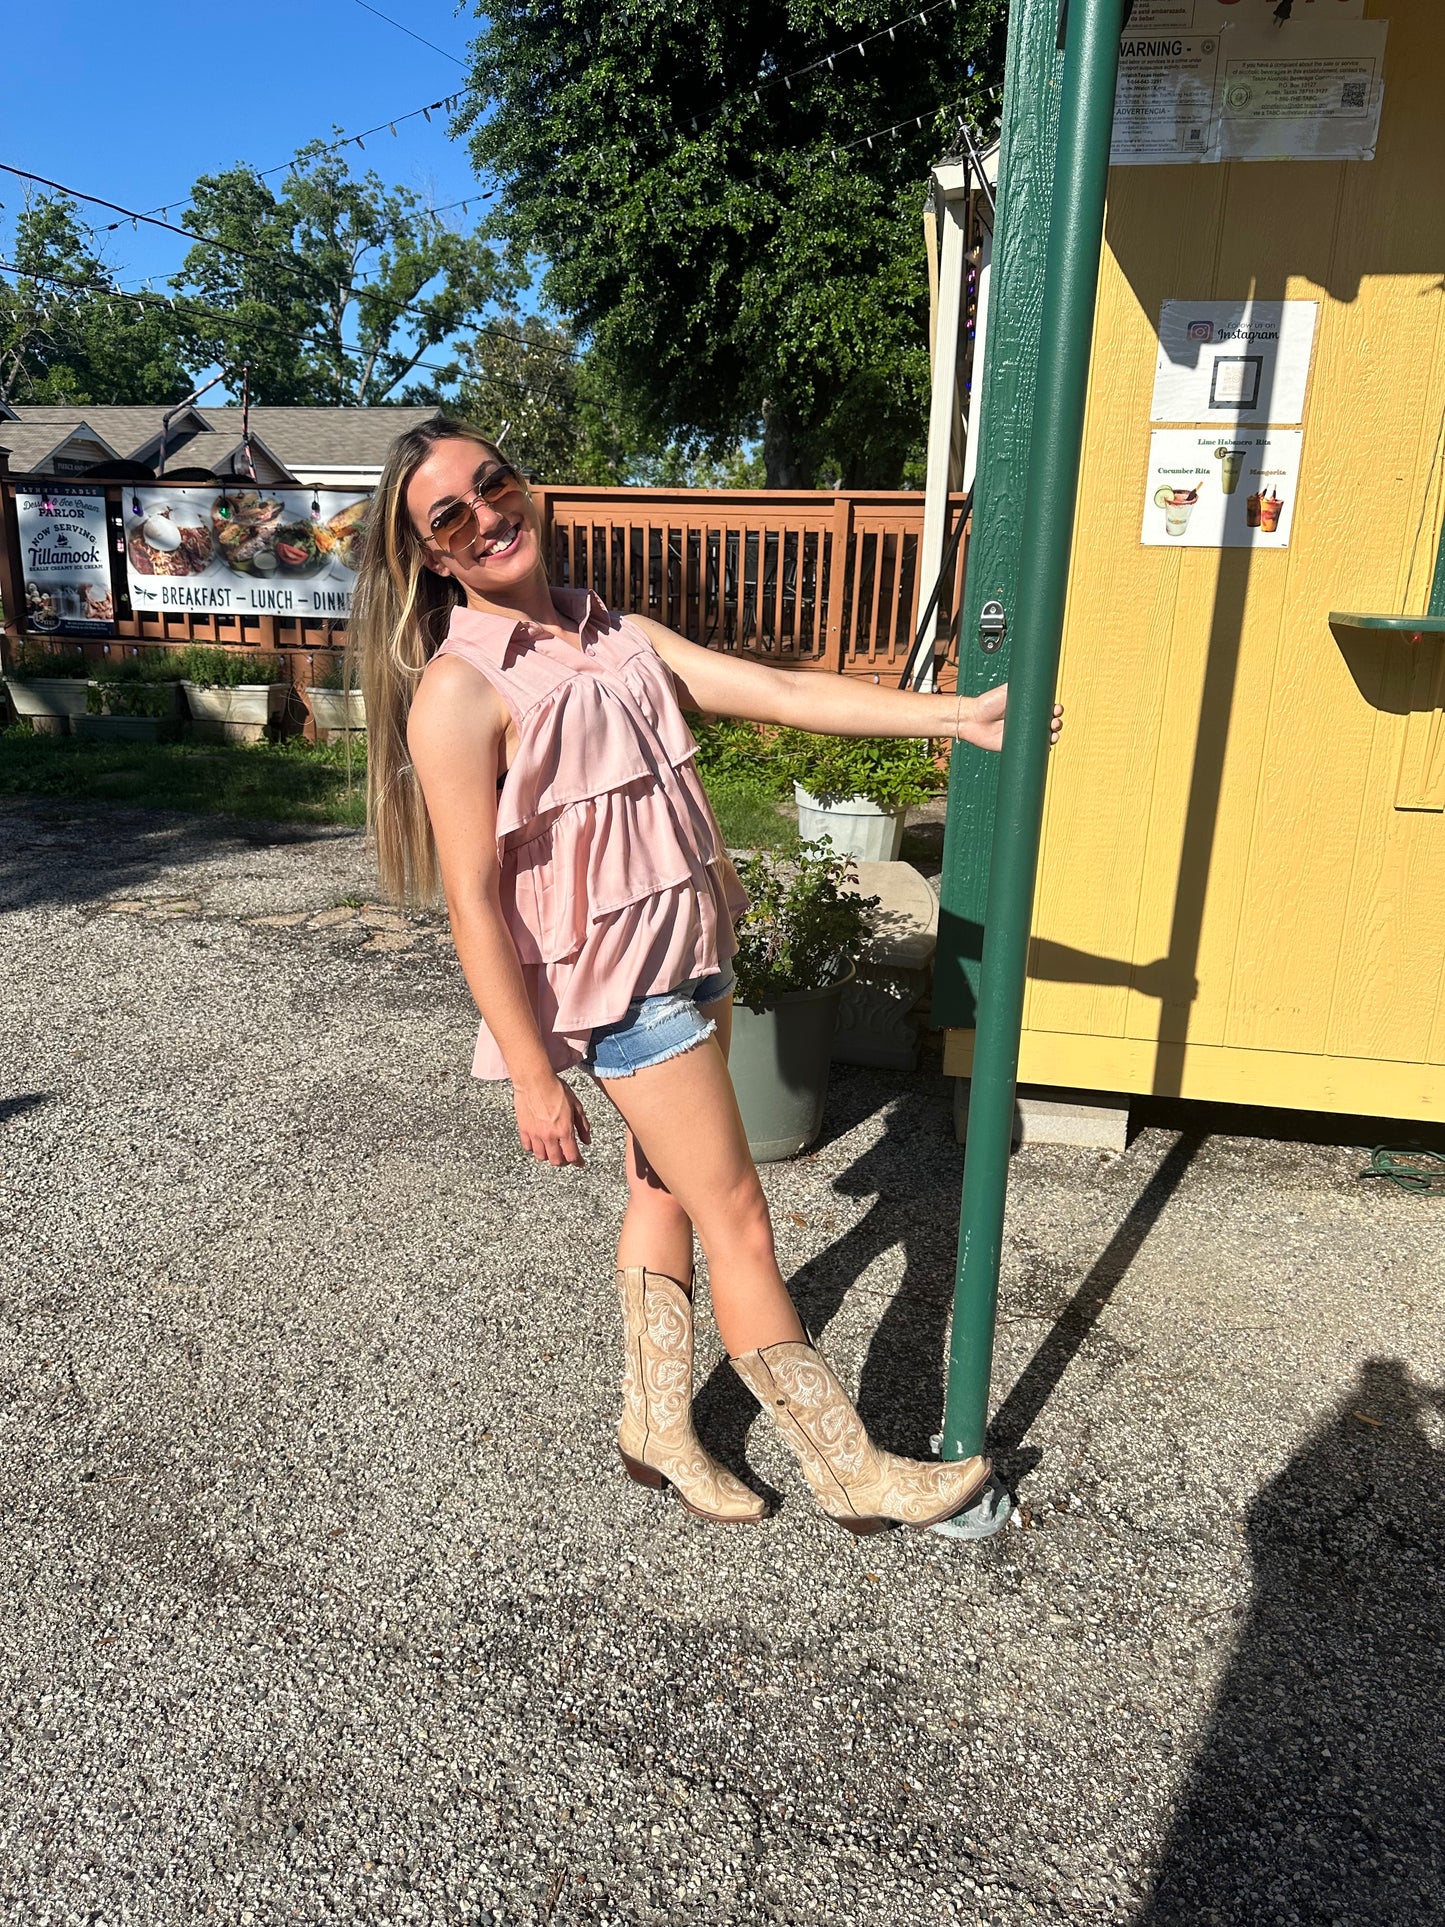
[{"x1": 349, "y1": 417, "x2": 504, "y2": 903}]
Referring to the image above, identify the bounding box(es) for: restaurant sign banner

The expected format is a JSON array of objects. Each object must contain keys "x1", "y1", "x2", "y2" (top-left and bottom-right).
[
  {"x1": 124, "y1": 486, "x2": 371, "y2": 618},
  {"x1": 18, "y1": 484, "x2": 115, "y2": 635}
]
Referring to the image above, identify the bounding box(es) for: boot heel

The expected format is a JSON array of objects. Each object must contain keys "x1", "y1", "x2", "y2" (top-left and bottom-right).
[
  {"x1": 831, "y1": 1514, "x2": 890, "y2": 1538},
  {"x1": 619, "y1": 1450, "x2": 667, "y2": 1490}
]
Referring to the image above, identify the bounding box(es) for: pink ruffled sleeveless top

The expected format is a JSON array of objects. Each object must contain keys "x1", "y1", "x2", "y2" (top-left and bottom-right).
[{"x1": 433, "y1": 589, "x2": 748, "y2": 1080}]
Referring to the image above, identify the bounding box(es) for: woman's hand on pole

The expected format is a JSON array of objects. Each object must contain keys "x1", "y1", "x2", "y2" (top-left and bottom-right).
[
  {"x1": 954, "y1": 685, "x2": 1065, "y2": 755},
  {"x1": 512, "y1": 1072, "x2": 592, "y2": 1167}
]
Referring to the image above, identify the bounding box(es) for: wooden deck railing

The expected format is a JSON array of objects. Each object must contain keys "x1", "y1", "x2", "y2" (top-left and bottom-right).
[
  {"x1": 0, "y1": 454, "x2": 967, "y2": 684},
  {"x1": 532, "y1": 486, "x2": 968, "y2": 678}
]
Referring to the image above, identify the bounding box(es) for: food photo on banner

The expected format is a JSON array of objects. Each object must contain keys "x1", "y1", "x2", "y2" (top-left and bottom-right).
[
  {"x1": 123, "y1": 486, "x2": 371, "y2": 619},
  {"x1": 17, "y1": 484, "x2": 116, "y2": 636}
]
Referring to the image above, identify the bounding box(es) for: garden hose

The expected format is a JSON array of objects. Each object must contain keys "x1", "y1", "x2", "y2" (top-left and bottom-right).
[{"x1": 1358, "y1": 1145, "x2": 1445, "y2": 1195}]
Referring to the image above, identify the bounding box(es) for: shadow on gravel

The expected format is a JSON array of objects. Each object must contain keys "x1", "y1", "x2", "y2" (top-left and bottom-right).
[
  {"x1": 0, "y1": 799, "x2": 342, "y2": 914},
  {"x1": 987, "y1": 1131, "x2": 1199, "y2": 1485},
  {"x1": 0, "y1": 1091, "x2": 52, "y2": 1124},
  {"x1": 695, "y1": 1082, "x2": 1200, "y2": 1503},
  {"x1": 1136, "y1": 1358, "x2": 1445, "y2": 1926}
]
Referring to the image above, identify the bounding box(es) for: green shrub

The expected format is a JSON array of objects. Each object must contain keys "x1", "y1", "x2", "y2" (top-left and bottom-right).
[
  {"x1": 691, "y1": 715, "x2": 792, "y2": 798},
  {"x1": 176, "y1": 645, "x2": 286, "y2": 687},
  {"x1": 778, "y1": 729, "x2": 947, "y2": 810},
  {"x1": 730, "y1": 841, "x2": 879, "y2": 1011},
  {"x1": 7, "y1": 642, "x2": 92, "y2": 679}
]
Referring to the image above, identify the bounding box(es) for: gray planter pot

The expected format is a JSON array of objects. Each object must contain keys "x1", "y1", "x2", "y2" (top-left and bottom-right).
[
  {"x1": 304, "y1": 686, "x2": 366, "y2": 731},
  {"x1": 5, "y1": 675, "x2": 91, "y2": 735},
  {"x1": 794, "y1": 783, "x2": 907, "y2": 862},
  {"x1": 182, "y1": 679, "x2": 276, "y2": 742},
  {"x1": 726, "y1": 964, "x2": 854, "y2": 1162}
]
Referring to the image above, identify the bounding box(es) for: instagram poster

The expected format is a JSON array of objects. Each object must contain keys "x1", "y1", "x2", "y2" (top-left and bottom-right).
[{"x1": 1141, "y1": 428, "x2": 1302, "y2": 548}]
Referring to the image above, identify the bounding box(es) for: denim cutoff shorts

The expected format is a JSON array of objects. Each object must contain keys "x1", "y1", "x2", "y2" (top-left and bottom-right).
[{"x1": 584, "y1": 969, "x2": 735, "y2": 1080}]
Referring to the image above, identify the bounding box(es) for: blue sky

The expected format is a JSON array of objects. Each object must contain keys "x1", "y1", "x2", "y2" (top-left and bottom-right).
[{"x1": 3, "y1": 1, "x2": 509, "y2": 384}]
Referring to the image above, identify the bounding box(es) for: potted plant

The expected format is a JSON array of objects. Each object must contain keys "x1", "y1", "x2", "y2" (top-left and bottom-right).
[
  {"x1": 177, "y1": 646, "x2": 285, "y2": 741},
  {"x1": 2, "y1": 642, "x2": 93, "y2": 735},
  {"x1": 727, "y1": 842, "x2": 879, "y2": 1161},
  {"x1": 780, "y1": 729, "x2": 947, "y2": 862},
  {"x1": 304, "y1": 650, "x2": 365, "y2": 735},
  {"x1": 75, "y1": 653, "x2": 185, "y2": 743}
]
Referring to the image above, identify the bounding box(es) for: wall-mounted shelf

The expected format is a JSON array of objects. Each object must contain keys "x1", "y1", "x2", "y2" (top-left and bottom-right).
[
  {"x1": 1329, "y1": 611, "x2": 1445, "y2": 641},
  {"x1": 1328, "y1": 614, "x2": 1445, "y2": 813}
]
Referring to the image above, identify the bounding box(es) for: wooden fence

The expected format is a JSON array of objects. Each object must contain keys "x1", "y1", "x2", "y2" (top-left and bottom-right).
[
  {"x1": 532, "y1": 486, "x2": 969, "y2": 679},
  {"x1": 0, "y1": 454, "x2": 967, "y2": 685}
]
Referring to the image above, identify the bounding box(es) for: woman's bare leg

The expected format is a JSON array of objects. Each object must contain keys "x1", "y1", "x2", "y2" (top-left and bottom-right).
[
  {"x1": 612, "y1": 989, "x2": 735, "y2": 1288},
  {"x1": 596, "y1": 1029, "x2": 806, "y2": 1357}
]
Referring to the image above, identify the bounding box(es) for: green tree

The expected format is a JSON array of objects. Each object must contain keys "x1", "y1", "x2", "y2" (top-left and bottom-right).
[
  {"x1": 0, "y1": 196, "x2": 194, "y2": 405},
  {"x1": 175, "y1": 142, "x2": 520, "y2": 405},
  {"x1": 435, "y1": 312, "x2": 644, "y2": 482},
  {"x1": 458, "y1": 0, "x2": 1005, "y2": 486}
]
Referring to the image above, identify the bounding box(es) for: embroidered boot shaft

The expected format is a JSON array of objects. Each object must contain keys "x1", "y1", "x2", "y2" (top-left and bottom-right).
[
  {"x1": 731, "y1": 1340, "x2": 991, "y2": 1535},
  {"x1": 616, "y1": 1267, "x2": 769, "y2": 1524}
]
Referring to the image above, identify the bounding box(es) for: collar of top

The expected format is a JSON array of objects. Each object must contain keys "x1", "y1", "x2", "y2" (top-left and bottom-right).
[{"x1": 445, "y1": 586, "x2": 609, "y2": 660}]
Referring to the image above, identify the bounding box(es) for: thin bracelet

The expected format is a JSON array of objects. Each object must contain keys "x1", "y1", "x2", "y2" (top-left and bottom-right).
[{"x1": 955, "y1": 692, "x2": 964, "y2": 740}]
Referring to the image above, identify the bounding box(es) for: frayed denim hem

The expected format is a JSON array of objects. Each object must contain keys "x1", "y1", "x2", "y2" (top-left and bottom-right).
[{"x1": 587, "y1": 1015, "x2": 718, "y2": 1081}]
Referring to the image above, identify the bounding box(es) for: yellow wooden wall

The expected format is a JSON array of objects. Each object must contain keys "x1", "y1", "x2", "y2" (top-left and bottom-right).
[{"x1": 947, "y1": 0, "x2": 1445, "y2": 1119}]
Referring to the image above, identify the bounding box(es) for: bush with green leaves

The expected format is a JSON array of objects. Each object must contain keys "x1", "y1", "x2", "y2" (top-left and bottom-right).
[
  {"x1": 778, "y1": 729, "x2": 947, "y2": 810},
  {"x1": 85, "y1": 655, "x2": 183, "y2": 717},
  {"x1": 730, "y1": 841, "x2": 878, "y2": 1011},
  {"x1": 177, "y1": 646, "x2": 287, "y2": 688},
  {"x1": 691, "y1": 716, "x2": 791, "y2": 798},
  {"x1": 7, "y1": 642, "x2": 92, "y2": 679}
]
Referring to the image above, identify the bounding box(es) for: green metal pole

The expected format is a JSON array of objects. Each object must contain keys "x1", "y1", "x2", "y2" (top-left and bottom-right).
[{"x1": 940, "y1": 0, "x2": 1125, "y2": 1464}]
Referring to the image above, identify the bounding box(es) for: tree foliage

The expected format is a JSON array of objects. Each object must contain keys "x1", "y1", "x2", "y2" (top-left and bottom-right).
[
  {"x1": 0, "y1": 197, "x2": 193, "y2": 406},
  {"x1": 459, "y1": 0, "x2": 1006, "y2": 486},
  {"x1": 176, "y1": 143, "x2": 518, "y2": 405}
]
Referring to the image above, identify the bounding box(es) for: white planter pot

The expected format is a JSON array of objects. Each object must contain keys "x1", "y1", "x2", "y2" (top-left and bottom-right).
[
  {"x1": 181, "y1": 680, "x2": 275, "y2": 726},
  {"x1": 794, "y1": 783, "x2": 907, "y2": 862},
  {"x1": 5, "y1": 676, "x2": 92, "y2": 730},
  {"x1": 304, "y1": 686, "x2": 366, "y2": 731}
]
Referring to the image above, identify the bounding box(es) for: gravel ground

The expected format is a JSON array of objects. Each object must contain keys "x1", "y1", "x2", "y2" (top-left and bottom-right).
[{"x1": 2, "y1": 796, "x2": 1442, "y2": 1927}]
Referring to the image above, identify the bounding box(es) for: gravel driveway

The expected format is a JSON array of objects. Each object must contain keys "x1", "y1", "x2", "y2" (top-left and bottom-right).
[{"x1": 2, "y1": 797, "x2": 1441, "y2": 1926}]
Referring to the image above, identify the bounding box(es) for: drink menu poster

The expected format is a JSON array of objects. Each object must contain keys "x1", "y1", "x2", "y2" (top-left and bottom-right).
[{"x1": 1141, "y1": 429, "x2": 1303, "y2": 549}]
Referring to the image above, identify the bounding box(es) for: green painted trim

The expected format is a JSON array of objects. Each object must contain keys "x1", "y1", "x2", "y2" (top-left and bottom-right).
[
  {"x1": 934, "y1": 0, "x2": 1067, "y2": 1030},
  {"x1": 1431, "y1": 526, "x2": 1445, "y2": 620},
  {"x1": 1330, "y1": 611, "x2": 1445, "y2": 635}
]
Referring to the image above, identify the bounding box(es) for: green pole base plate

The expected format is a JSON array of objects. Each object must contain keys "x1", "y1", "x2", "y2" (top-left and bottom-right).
[{"x1": 926, "y1": 1473, "x2": 1014, "y2": 1542}]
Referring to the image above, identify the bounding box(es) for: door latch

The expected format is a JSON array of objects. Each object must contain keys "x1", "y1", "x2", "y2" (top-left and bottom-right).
[{"x1": 978, "y1": 600, "x2": 1007, "y2": 654}]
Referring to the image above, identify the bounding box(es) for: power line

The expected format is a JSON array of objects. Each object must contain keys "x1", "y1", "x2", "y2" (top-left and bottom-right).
[
  {"x1": 352, "y1": 0, "x2": 470, "y2": 70},
  {"x1": 0, "y1": 163, "x2": 541, "y2": 360},
  {"x1": 0, "y1": 259, "x2": 575, "y2": 378},
  {"x1": 0, "y1": 162, "x2": 260, "y2": 261}
]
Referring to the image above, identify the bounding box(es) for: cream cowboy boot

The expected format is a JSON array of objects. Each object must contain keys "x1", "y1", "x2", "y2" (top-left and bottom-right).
[
  {"x1": 615, "y1": 1267, "x2": 770, "y2": 1524},
  {"x1": 731, "y1": 1340, "x2": 991, "y2": 1535}
]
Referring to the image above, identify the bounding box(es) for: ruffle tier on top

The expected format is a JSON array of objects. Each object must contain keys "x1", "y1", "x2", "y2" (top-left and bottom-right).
[{"x1": 437, "y1": 599, "x2": 748, "y2": 1079}]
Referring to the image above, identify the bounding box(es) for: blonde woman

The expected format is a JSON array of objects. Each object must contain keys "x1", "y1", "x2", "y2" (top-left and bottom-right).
[{"x1": 353, "y1": 418, "x2": 1060, "y2": 1537}]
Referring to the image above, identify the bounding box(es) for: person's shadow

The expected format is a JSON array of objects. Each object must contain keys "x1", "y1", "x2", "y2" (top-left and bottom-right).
[{"x1": 1136, "y1": 1358, "x2": 1445, "y2": 1925}]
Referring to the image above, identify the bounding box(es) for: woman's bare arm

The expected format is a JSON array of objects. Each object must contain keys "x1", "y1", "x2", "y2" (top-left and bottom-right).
[
  {"x1": 628, "y1": 613, "x2": 1045, "y2": 752},
  {"x1": 407, "y1": 656, "x2": 590, "y2": 1165}
]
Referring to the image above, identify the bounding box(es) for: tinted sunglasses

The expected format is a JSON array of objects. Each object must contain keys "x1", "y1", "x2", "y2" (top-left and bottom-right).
[{"x1": 426, "y1": 462, "x2": 521, "y2": 556}]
